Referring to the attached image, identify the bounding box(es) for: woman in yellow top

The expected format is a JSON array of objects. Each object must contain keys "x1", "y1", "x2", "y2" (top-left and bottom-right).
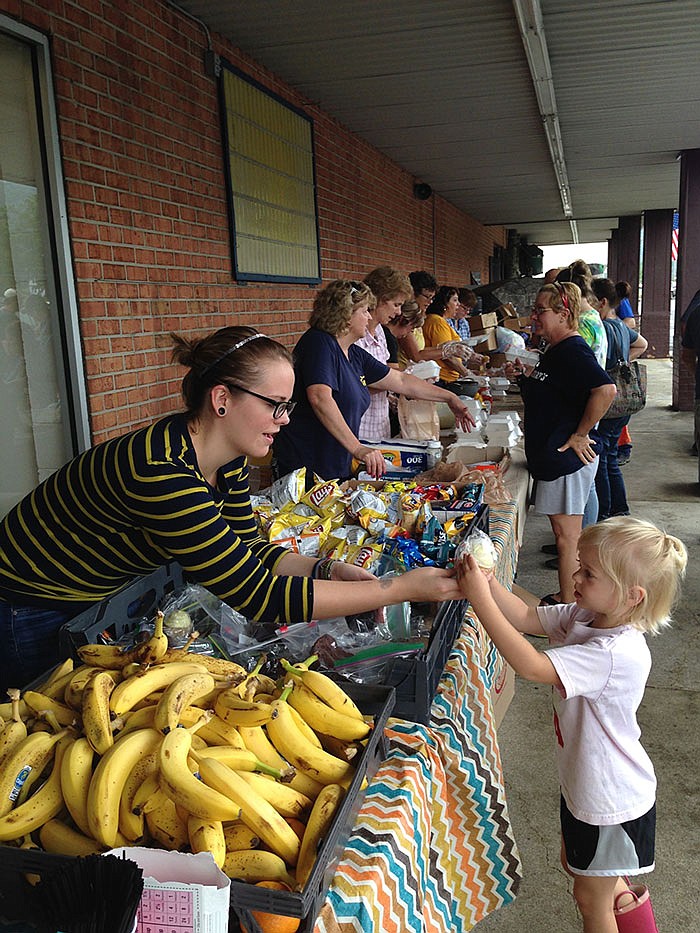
[{"x1": 422, "y1": 286, "x2": 475, "y2": 389}]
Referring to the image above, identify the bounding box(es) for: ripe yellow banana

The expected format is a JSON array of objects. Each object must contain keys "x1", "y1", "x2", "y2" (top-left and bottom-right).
[
  {"x1": 35, "y1": 658, "x2": 75, "y2": 699},
  {"x1": 266, "y1": 698, "x2": 352, "y2": 787},
  {"x1": 39, "y1": 818, "x2": 105, "y2": 856},
  {"x1": 20, "y1": 834, "x2": 41, "y2": 886},
  {"x1": 288, "y1": 682, "x2": 370, "y2": 742},
  {"x1": 178, "y1": 707, "x2": 245, "y2": 749},
  {"x1": 22, "y1": 691, "x2": 76, "y2": 727},
  {"x1": 60, "y1": 735, "x2": 95, "y2": 837},
  {"x1": 118, "y1": 749, "x2": 159, "y2": 841},
  {"x1": 237, "y1": 725, "x2": 323, "y2": 801},
  {"x1": 188, "y1": 815, "x2": 226, "y2": 868},
  {"x1": 190, "y1": 745, "x2": 293, "y2": 780},
  {"x1": 131, "y1": 609, "x2": 168, "y2": 666},
  {"x1": 110, "y1": 661, "x2": 209, "y2": 716},
  {"x1": 223, "y1": 820, "x2": 260, "y2": 852},
  {"x1": 197, "y1": 757, "x2": 301, "y2": 866},
  {"x1": 145, "y1": 796, "x2": 189, "y2": 851},
  {"x1": 222, "y1": 848, "x2": 296, "y2": 886},
  {"x1": 0, "y1": 728, "x2": 66, "y2": 818},
  {"x1": 158, "y1": 725, "x2": 241, "y2": 822},
  {"x1": 87, "y1": 727, "x2": 161, "y2": 847},
  {"x1": 0, "y1": 734, "x2": 72, "y2": 841},
  {"x1": 316, "y1": 732, "x2": 362, "y2": 762},
  {"x1": 153, "y1": 671, "x2": 216, "y2": 734},
  {"x1": 0, "y1": 689, "x2": 28, "y2": 767},
  {"x1": 64, "y1": 665, "x2": 104, "y2": 710},
  {"x1": 0, "y1": 695, "x2": 30, "y2": 722},
  {"x1": 161, "y1": 647, "x2": 247, "y2": 680},
  {"x1": 295, "y1": 782, "x2": 345, "y2": 887},
  {"x1": 214, "y1": 690, "x2": 273, "y2": 727},
  {"x1": 114, "y1": 704, "x2": 157, "y2": 738},
  {"x1": 132, "y1": 772, "x2": 170, "y2": 816},
  {"x1": 287, "y1": 704, "x2": 322, "y2": 749},
  {"x1": 76, "y1": 642, "x2": 128, "y2": 669},
  {"x1": 281, "y1": 661, "x2": 364, "y2": 721},
  {"x1": 235, "y1": 771, "x2": 312, "y2": 819},
  {"x1": 81, "y1": 670, "x2": 117, "y2": 755}
]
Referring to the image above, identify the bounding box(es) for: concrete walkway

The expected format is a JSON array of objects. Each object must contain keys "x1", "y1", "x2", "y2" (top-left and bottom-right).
[{"x1": 475, "y1": 359, "x2": 699, "y2": 932}]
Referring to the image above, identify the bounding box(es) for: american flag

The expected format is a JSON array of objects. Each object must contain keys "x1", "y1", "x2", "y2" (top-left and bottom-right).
[{"x1": 671, "y1": 211, "x2": 679, "y2": 261}]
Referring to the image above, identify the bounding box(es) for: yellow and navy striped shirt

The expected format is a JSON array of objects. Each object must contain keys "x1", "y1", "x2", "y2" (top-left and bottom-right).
[{"x1": 0, "y1": 415, "x2": 313, "y2": 623}]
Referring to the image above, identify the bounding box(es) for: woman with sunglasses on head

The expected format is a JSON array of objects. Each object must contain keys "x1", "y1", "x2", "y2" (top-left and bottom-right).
[
  {"x1": 274, "y1": 280, "x2": 475, "y2": 482},
  {"x1": 0, "y1": 324, "x2": 466, "y2": 694},
  {"x1": 510, "y1": 283, "x2": 616, "y2": 606}
]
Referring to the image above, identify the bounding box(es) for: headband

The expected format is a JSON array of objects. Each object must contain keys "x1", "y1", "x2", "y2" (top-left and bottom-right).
[{"x1": 199, "y1": 332, "x2": 265, "y2": 376}]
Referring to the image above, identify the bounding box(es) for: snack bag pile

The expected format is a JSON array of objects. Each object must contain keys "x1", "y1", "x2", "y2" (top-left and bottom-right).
[{"x1": 253, "y1": 469, "x2": 486, "y2": 571}]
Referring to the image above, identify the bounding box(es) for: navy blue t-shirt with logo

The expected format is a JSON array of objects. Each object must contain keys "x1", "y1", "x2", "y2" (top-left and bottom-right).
[
  {"x1": 520, "y1": 335, "x2": 613, "y2": 481},
  {"x1": 274, "y1": 327, "x2": 389, "y2": 481}
]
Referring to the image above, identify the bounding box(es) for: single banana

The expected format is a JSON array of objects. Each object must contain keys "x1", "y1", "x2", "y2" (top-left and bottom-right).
[
  {"x1": 0, "y1": 696, "x2": 30, "y2": 722},
  {"x1": 76, "y1": 642, "x2": 128, "y2": 669},
  {"x1": 288, "y1": 682, "x2": 370, "y2": 742},
  {"x1": 197, "y1": 757, "x2": 301, "y2": 866},
  {"x1": 161, "y1": 647, "x2": 246, "y2": 680},
  {"x1": 214, "y1": 690, "x2": 273, "y2": 728},
  {"x1": 114, "y1": 704, "x2": 157, "y2": 738},
  {"x1": 316, "y1": 732, "x2": 362, "y2": 762},
  {"x1": 60, "y1": 735, "x2": 95, "y2": 837},
  {"x1": 238, "y1": 725, "x2": 323, "y2": 801},
  {"x1": 81, "y1": 670, "x2": 117, "y2": 755},
  {"x1": 0, "y1": 728, "x2": 66, "y2": 818},
  {"x1": 295, "y1": 783, "x2": 345, "y2": 887},
  {"x1": 22, "y1": 691, "x2": 76, "y2": 727},
  {"x1": 266, "y1": 697, "x2": 352, "y2": 787},
  {"x1": 287, "y1": 705, "x2": 322, "y2": 749},
  {"x1": 222, "y1": 848, "x2": 296, "y2": 886},
  {"x1": 223, "y1": 820, "x2": 260, "y2": 852},
  {"x1": 179, "y1": 707, "x2": 246, "y2": 749},
  {"x1": 235, "y1": 771, "x2": 312, "y2": 819},
  {"x1": 153, "y1": 671, "x2": 216, "y2": 734},
  {"x1": 20, "y1": 835, "x2": 41, "y2": 886},
  {"x1": 34, "y1": 658, "x2": 75, "y2": 699},
  {"x1": 87, "y1": 727, "x2": 161, "y2": 847},
  {"x1": 188, "y1": 815, "x2": 226, "y2": 868},
  {"x1": 158, "y1": 725, "x2": 241, "y2": 822},
  {"x1": 64, "y1": 665, "x2": 104, "y2": 710},
  {"x1": 190, "y1": 745, "x2": 293, "y2": 780},
  {"x1": 0, "y1": 689, "x2": 28, "y2": 767},
  {"x1": 131, "y1": 609, "x2": 168, "y2": 666},
  {"x1": 145, "y1": 796, "x2": 189, "y2": 851},
  {"x1": 39, "y1": 818, "x2": 105, "y2": 856},
  {"x1": 281, "y1": 660, "x2": 364, "y2": 721},
  {"x1": 0, "y1": 735, "x2": 73, "y2": 842},
  {"x1": 110, "y1": 662, "x2": 209, "y2": 716},
  {"x1": 132, "y1": 772, "x2": 170, "y2": 815},
  {"x1": 119, "y1": 749, "x2": 159, "y2": 840}
]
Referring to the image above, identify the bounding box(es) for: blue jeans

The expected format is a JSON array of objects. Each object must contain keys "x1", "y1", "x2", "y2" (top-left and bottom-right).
[
  {"x1": 595, "y1": 416, "x2": 631, "y2": 520},
  {"x1": 0, "y1": 600, "x2": 73, "y2": 697}
]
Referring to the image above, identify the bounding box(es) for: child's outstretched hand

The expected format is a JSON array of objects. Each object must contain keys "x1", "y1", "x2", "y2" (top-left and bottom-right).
[{"x1": 456, "y1": 553, "x2": 493, "y2": 605}]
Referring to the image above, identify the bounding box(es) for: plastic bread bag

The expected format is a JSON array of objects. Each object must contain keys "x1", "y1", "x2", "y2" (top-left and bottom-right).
[{"x1": 454, "y1": 526, "x2": 498, "y2": 572}]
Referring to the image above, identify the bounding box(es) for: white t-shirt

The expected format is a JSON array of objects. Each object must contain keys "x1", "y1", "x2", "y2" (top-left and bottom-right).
[{"x1": 538, "y1": 602, "x2": 656, "y2": 825}]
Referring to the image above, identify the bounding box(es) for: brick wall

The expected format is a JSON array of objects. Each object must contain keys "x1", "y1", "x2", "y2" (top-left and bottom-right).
[{"x1": 6, "y1": 0, "x2": 506, "y2": 440}]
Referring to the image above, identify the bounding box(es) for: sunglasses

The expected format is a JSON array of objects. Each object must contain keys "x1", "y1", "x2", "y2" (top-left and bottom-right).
[
  {"x1": 229, "y1": 385, "x2": 296, "y2": 419},
  {"x1": 554, "y1": 281, "x2": 570, "y2": 310}
]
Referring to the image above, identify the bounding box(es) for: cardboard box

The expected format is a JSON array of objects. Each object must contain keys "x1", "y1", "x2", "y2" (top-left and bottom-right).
[
  {"x1": 500, "y1": 314, "x2": 532, "y2": 332},
  {"x1": 468, "y1": 312, "x2": 499, "y2": 333},
  {"x1": 446, "y1": 444, "x2": 506, "y2": 466},
  {"x1": 496, "y1": 302, "x2": 518, "y2": 321},
  {"x1": 474, "y1": 329, "x2": 499, "y2": 352},
  {"x1": 353, "y1": 440, "x2": 428, "y2": 473}
]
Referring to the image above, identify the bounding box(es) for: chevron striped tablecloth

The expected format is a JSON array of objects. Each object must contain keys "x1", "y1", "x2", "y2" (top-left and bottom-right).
[{"x1": 313, "y1": 500, "x2": 523, "y2": 932}]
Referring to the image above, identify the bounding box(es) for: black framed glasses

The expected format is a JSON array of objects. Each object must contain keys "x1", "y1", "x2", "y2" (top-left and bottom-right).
[{"x1": 229, "y1": 384, "x2": 296, "y2": 419}]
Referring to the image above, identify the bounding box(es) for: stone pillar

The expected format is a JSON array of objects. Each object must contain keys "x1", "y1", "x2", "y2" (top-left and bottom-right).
[
  {"x1": 673, "y1": 148, "x2": 700, "y2": 410},
  {"x1": 614, "y1": 216, "x2": 642, "y2": 317},
  {"x1": 641, "y1": 209, "x2": 673, "y2": 358}
]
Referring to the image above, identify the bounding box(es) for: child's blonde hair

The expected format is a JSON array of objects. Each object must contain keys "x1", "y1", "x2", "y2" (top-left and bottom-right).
[{"x1": 578, "y1": 517, "x2": 687, "y2": 633}]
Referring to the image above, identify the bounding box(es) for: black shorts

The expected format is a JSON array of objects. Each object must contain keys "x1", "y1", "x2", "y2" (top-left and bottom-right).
[{"x1": 560, "y1": 795, "x2": 656, "y2": 877}]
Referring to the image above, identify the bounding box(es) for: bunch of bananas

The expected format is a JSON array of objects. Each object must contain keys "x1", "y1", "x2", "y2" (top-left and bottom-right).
[{"x1": 0, "y1": 631, "x2": 372, "y2": 896}]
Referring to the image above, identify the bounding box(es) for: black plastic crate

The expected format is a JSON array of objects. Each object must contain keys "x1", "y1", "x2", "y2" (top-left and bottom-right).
[
  {"x1": 58, "y1": 561, "x2": 185, "y2": 658},
  {"x1": 226, "y1": 681, "x2": 394, "y2": 931}
]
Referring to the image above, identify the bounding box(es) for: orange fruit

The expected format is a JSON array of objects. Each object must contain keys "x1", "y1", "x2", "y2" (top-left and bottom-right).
[
  {"x1": 245, "y1": 881, "x2": 301, "y2": 933},
  {"x1": 285, "y1": 818, "x2": 306, "y2": 841}
]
